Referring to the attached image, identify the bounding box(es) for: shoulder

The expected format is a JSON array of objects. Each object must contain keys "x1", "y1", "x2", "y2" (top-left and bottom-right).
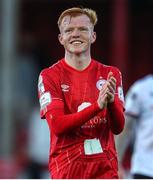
[
  {"x1": 126, "y1": 75, "x2": 152, "y2": 100},
  {"x1": 39, "y1": 59, "x2": 63, "y2": 78},
  {"x1": 130, "y1": 75, "x2": 152, "y2": 92},
  {"x1": 141, "y1": 74, "x2": 153, "y2": 86},
  {"x1": 93, "y1": 59, "x2": 121, "y2": 74}
]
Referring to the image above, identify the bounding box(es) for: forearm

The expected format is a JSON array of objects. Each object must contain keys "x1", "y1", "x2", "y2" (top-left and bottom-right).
[
  {"x1": 46, "y1": 102, "x2": 101, "y2": 136},
  {"x1": 107, "y1": 97, "x2": 125, "y2": 135}
]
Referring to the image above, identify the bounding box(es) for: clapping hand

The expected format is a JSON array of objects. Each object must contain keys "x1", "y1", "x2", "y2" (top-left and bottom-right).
[
  {"x1": 106, "y1": 72, "x2": 116, "y2": 103},
  {"x1": 97, "y1": 72, "x2": 116, "y2": 109}
]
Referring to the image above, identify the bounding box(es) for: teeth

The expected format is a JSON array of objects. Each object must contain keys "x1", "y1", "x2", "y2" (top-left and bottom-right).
[
  {"x1": 73, "y1": 42, "x2": 81, "y2": 44},
  {"x1": 71, "y1": 41, "x2": 82, "y2": 44}
]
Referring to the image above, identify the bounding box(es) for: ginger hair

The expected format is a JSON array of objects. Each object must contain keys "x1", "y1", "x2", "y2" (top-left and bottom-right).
[{"x1": 57, "y1": 7, "x2": 98, "y2": 28}]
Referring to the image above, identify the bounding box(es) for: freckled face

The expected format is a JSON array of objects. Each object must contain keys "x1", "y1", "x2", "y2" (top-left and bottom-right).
[{"x1": 58, "y1": 14, "x2": 96, "y2": 55}]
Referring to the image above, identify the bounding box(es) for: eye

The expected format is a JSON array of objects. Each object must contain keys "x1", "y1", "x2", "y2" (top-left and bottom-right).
[
  {"x1": 79, "y1": 27, "x2": 88, "y2": 32},
  {"x1": 64, "y1": 28, "x2": 73, "y2": 33}
]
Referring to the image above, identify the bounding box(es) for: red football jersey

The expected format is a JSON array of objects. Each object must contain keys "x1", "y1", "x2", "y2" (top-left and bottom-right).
[{"x1": 38, "y1": 58, "x2": 124, "y2": 176}]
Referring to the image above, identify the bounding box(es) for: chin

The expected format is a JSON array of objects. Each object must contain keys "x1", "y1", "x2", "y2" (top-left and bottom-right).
[{"x1": 69, "y1": 47, "x2": 87, "y2": 54}]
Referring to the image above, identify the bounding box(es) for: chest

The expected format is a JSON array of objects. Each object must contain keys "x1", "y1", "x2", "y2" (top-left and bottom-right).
[{"x1": 60, "y1": 69, "x2": 108, "y2": 112}]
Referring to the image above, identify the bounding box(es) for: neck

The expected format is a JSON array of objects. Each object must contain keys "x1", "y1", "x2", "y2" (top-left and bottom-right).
[{"x1": 65, "y1": 52, "x2": 91, "y2": 71}]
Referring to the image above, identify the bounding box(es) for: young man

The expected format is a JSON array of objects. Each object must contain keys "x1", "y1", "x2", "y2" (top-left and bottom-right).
[
  {"x1": 116, "y1": 74, "x2": 153, "y2": 179},
  {"x1": 38, "y1": 7, "x2": 125, "y2": 179}
]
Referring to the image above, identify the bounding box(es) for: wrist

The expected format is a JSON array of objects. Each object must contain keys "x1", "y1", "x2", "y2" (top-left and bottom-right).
[
  {"x1": 107, "y1": 96, "x2": 117, "y2": 109},
  {"x1": 108, "y1": 97, "x2": 114, "y2": 104},
  {"x1": 97, "y1": 100, "x2": 107, "y2": 110},
  {"x1": 97, "y1": 101, "x2": 103, "y2": 109}
]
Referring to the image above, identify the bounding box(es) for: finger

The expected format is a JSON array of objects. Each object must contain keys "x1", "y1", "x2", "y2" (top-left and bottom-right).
[
  {"x1": 103, "y1": 94, "x2": 108, "y2": 102},
  {"x1": 108, "y1": 77, "x2": 116, "y2": 91},
  {"x1": 106, "y1": 91, "x2": 114, "y2": 103},
  {"x1": 99, "y1": 86, "x2": 108, "y2": 97},
  {"x1": 109, "y1": 76, "x2": 116, "y2": 84},
  {"x1": 107, "y1": 91, "x2": 113, "y2": 97},
  {"x1": 99, "y1": 87, "x2": 109, "y2": 102},
  {"x1": 99, "y1": 82, "x2": 109, "y2": 94},
  {"x1": 108, "y1": 83, "x2": 115, "y2": 94},
  {"x1": 108, "y1": 77, "x2": 116, "y2": 88},
  {"x1": 107, "y1": 71, "x2": 113, "y2": 80},
  {"x1": 106, "y1": 91, "x2": 114, "y2": 102},
  {"x1": 108, "y1": 80, "x2": 116, "y2": 91},
  {"x1": 100, "y1": 94, "x2": 108, "y2": 103}
]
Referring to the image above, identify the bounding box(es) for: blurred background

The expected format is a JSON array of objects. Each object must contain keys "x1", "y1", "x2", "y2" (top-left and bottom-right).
[{"x1": 0, "y1": 0, "x2": 153, "y2": 178}]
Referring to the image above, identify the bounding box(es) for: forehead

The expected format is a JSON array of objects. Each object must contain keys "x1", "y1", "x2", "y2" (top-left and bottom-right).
[{"x1": 61, "y1": 14, "x2": 92, "y2": 28}]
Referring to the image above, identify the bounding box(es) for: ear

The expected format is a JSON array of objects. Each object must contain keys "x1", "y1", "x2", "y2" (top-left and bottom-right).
[
  {"x1": 91, "y1": 32, "x2": 96, "y2": 44},
  {"x1": 58, "y1": 34, "x2": 64, "y2": 45}
]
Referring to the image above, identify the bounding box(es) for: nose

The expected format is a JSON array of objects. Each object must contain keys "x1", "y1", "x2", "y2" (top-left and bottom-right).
[{"x1": 72, "y1": 29, "x2": 80, "y2": 37}]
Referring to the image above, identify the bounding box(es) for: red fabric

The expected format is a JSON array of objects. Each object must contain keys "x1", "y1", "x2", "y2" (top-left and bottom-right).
[
  {"x1": 46, "y1": 101, "x2": 101, "y2": 136},
  {"x1": 107, "y1": 96, "x2": 125, "y2": 134},
  {"x1": 52, "y1": 153, "x2": 119, "y2": 179},
  {"x1": 38, "y1": 58, "x2": 125, "y2": 177}
]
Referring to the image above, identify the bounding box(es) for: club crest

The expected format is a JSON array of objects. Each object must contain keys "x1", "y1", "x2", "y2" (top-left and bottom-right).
[{"x1": 96, "y1": 79, "x2": 107, "y2": 90}]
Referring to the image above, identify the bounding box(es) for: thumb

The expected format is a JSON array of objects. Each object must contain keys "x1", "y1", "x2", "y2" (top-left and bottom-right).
[{"x1": 107, "y1": 71, "x2": 113, "y2": 80}]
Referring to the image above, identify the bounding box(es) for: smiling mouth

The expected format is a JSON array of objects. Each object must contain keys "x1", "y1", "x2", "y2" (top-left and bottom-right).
[{"x1": 70, "y1": 40, "x2": 83, "y2": 45}]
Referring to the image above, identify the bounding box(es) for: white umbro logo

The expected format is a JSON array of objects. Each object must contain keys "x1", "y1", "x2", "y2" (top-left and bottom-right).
[{"x1": 61, "y1": 84, "x2": 69, "y2": 92}]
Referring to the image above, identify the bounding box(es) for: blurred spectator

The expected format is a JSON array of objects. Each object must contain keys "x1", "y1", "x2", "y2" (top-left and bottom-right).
[
  {"x1": 0, "y1": 158, "x2": 21, "y2": 179},
  {"x1": 9, "y1": 32, "x2": 50, "y2": 178},
  {"x1": 116, "y1": 74, "x2": 153, "y2": 179},
  {"x1": 26, "y1": 106, "x2": 50, "y2": 179},
  {"x1": 13, "y1": 32, "x2": 39, "y2": 118}
]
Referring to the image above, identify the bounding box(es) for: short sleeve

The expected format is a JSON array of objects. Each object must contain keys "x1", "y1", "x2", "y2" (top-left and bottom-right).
[
  {"x1": 125, "y1": 85, "x2": 141, "y2": 117},
  {"x1": 38, "y1": 70, "x2": 63, "y2": 119}
]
